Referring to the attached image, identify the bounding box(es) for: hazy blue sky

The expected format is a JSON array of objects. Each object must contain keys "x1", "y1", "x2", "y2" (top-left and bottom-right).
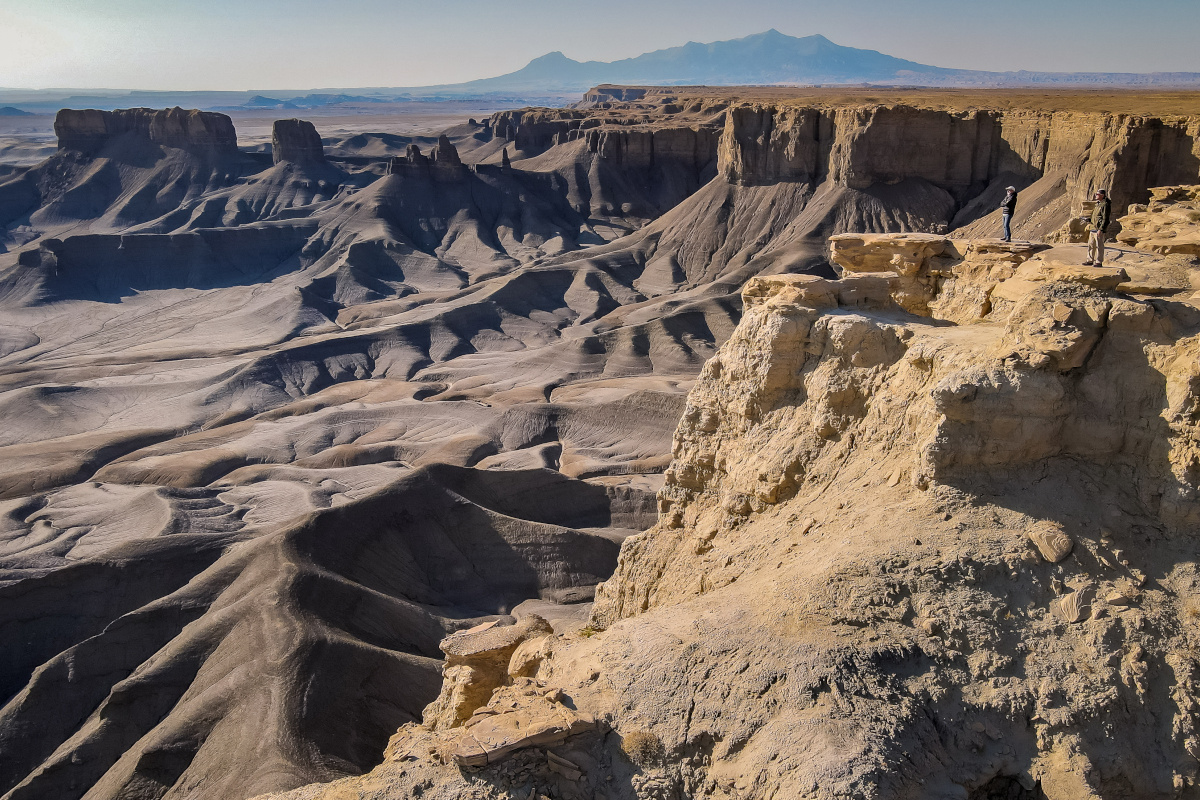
[{"x1": 2, "y1": 0, "x2": 1197, "y2": 90}]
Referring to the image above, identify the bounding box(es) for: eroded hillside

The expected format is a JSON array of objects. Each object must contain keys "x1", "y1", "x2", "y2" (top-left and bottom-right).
[
  {"x1": 258, "y1": 189, "x2": 1200, "y2": 800},
  {"x1": 0, "y1": 91, "x2": 1198, "y2": 800}
]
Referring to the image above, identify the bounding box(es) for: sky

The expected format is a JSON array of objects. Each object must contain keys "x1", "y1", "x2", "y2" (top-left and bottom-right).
[{"x1": 1, "y1": 0, "x2": 1198, "y2": 90}]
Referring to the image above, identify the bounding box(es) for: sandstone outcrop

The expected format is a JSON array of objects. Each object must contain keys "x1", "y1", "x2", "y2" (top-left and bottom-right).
[
  {"x1": 422, "y1": 615, "x2": 554, "y2": 731},
  {"x1": 1117, "y1": 185, "x2": 1200, "y2": 256},
  {"x1": 362, "y1": 614, "x2": 596, "y2": 773},
  {"x1": 433, "y1": 135, "x2": 462, "y2": 166},
  {"x1": 452, "y1": 680, "x2": 597, "y2": 767},
  {"x1": 270, "y1": 118, "x2": 325, "y2": 165},
  {"x1": 54, "y1": 107, "x2": 238, "y2": 156},
  {"x1": 258, "y1": 191, "x2": 1200, "y2": 800},
  {"x1": 485, "y1": 91, "x2": 1199, "y2": 242},
  {"x1": 583, "y1": 197, "x2": 1200, "y2": 796}
]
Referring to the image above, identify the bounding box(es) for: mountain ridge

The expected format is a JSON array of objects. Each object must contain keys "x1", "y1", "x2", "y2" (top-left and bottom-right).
[{"x1": 2, "y1": 30, "x2": 1199, "y2": 112}]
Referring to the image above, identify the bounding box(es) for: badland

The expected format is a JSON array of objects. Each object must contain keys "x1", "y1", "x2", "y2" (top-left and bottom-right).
[{"x1": 1, "y1": 85, "x2": 1199, "y2": 800}]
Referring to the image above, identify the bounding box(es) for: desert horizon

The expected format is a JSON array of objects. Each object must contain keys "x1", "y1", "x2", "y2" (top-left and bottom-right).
[{"x1": 2, "y1": 7, "x2": 1199, "y2": 800}]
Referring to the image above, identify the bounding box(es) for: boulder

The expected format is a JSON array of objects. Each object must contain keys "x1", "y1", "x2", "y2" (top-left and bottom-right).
[
  {"x1": 1028, "y1": 521, "x2": 1074, "y2": 562},
  {"x1": 453, "y1": 679, "x2": 597, "y2": 767}
]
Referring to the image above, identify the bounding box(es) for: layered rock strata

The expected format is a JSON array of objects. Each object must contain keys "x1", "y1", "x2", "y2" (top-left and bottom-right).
[
  {"x1": 1118, "y1": 185, "x2": 1200, "y2": 256},
  {"x1": 717, "y1": 103, "x2": 1200, "y2": 212},
  {"x1": 54, "y1": 107, "x2": 238, "y2": 156},
  {"x1": 488, "y1": 91, "x2": 1200, "y2": 240}
]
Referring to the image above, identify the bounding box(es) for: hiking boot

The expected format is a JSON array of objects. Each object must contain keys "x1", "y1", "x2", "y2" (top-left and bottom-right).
[{"x1": 1083, "y1": 260, "x2": 1094, "y2": 266}]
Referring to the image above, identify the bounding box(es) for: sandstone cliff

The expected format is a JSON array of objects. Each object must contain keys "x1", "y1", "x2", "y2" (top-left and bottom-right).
[
  {"x1": 488, "y1": 92, "x2": 1200, "y2": 244},
  {"x1": 258, "y1": 191, "x2": 1200, "y2": 800},
  {"x1": 271, "y1": 118, "x2": 325, "y2": 165},
  {"x1": 718, "y1": 104, "x2": 1200, "y2": 205},
  {"x1": 55, "y1": 107, "x2": 238, "y2": 156}
]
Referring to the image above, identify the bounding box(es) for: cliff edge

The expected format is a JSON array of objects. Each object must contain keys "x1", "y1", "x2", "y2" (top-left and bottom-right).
[{"x1": 258, "y1": 189, "x2": 1200, "y2": 800}]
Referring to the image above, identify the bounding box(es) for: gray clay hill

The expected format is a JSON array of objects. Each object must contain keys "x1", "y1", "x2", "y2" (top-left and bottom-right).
[{"x1": 0, "y1": 90, "x2": 1198, "y2": 800}]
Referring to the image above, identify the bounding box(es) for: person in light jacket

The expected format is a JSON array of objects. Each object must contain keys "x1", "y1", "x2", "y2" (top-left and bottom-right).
[
  {"x1": 999, "y1": 186, "x2": 1017, "y2": 242},
  {"x1": 1084, "y1": 189, "x2": 1111, "y2": 266}
]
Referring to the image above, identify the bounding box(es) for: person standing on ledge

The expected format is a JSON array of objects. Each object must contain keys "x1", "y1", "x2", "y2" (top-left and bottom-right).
[
  {"x1": 1084, "y1": 189, "x2": 1112, "y2": 266},
  {"x1": 1000, "y1": 186, "x2": 1017, "y2": 242}
]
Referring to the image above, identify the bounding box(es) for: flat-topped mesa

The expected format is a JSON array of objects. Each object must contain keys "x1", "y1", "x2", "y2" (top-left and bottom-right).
[
  {"x1": 580, "y1": 86, "x2": 650, "y2": 104},
  {"x1": 485, "y1": 107, "x2": 721, "y2": 173},
  {"x1": 54, "y1": 107, "x2": 237, "y2": 156},
  {"x1": 484, "y1": 95, "x2": 1196, "y2": 239},
  {"x1": 270, "y1": 118, "x2": 324, "y2": 165},
  {"x1": 716, "y1": 103, "x2": 1200, "y2": 214}
]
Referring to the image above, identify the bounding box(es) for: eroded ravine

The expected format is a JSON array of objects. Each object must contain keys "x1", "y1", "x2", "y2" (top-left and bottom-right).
[
  {"x1": 260, "y1": 189, "x2": 1200, "y2": 800},
  {"x1": 0, "y1": 91, "x2": 1198, "y2": 800}
]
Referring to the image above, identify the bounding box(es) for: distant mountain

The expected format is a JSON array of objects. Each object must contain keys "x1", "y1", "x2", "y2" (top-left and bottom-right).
[
  {"x1": 0, "y1": 30, "x2": 1196, "y2": 112},
  {"x1": 243, "y1": 95, "x2": 290, "y2": 108},
  {"x1": 0, "y1": 106, "x2": 33, "y2": 116},
  {"x1": 412, "y1": 29, "x2": 1200, "y2": 94},
  {"x1": 437, "y1": 30, "x2": 964, "y2": 92}
]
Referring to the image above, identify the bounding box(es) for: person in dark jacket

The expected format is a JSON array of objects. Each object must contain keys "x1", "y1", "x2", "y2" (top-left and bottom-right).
[
  {"x1": 1084, "y1": 189, "x2": 1112, "y2": 266},
  {"x1": 1000, "y1": 186, "x2": 1017, "y2": 242}
]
